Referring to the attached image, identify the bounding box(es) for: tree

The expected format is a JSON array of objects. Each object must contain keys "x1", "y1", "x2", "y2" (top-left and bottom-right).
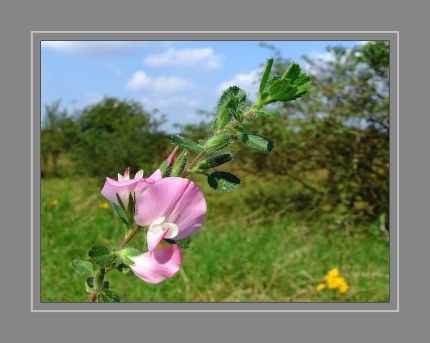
[
  {"x1": 72, "y1": 97, "x2": 168, "y2": 179},
  {"x1": 249, "y1": 42, "x2": 390, "y2": 224}
]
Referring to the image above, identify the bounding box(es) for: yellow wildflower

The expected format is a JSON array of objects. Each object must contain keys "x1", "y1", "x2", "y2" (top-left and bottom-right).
[
  {"x1": 316, "y1": 283, "x2": 326, "y2": 292},
  {"x1": 325, "y1": 268, "x2": 339, "y2": 279},
  {"x1": 50, "y1": 199, "x2": 58, "y2": 206},
  {"x1": 99, "y1": 202, "x2": 110, "y2": 209},
  {"x1": 319, "y1": 268, "x2": 349, "y2": 294}
]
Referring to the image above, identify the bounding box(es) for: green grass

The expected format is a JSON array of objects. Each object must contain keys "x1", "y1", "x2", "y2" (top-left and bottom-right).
[{"x1": 41, "y1": 177, "x2": 389, "y2": 302}]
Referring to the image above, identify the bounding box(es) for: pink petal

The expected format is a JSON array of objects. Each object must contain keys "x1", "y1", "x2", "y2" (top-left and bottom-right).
[
  {"x1": 129, "y1": 245, "x2": 183, "y2": 284},
  {"x1": 134, "y1": 177, "x2": 207, "y2": 240},
  {"x1": 167, "y1": 146, "x2": 180, "y2": 167},
  {"x1": 147, "y1": 226, "x2": 169, "y2": 251},
  {"x1": 145, "y1": 169, "x2": 163, "y2": 183},
  {"x1": 101, "y1": 177, "x2": 141, "y2": 207}
]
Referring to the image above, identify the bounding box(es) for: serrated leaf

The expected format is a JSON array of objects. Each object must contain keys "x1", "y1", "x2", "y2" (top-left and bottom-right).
[
  {"x1": 88, "y1": 245, "x2": 110, "y2": 258},
  {"x1": 213, "y1": 86, "x2": 246, "y2": 132},
  {"x1": 282, "y1": 62, "x2": 301, "y2": 81},
  {"x1": 208, "y1": 171, "x2": 241, "y2": 193},
  {"x1": 165, "y1": 236, "x2": 192, "y2": 249},
  {"x1": 97, "y1": 289, "x2": 120, "y2": 303},
  {"x1": 259, "y1": 58, "x2": 274, "y2": 95},
  {"x1": 240, "y1": 133, "x2": 274, "y2": 152},
  {"x1": 72, "y1": 259, "x2": 94, "y2": 275},
  {"x1": 195, "y1": 153, "x2": 233, "y2": 170},
  {"x1": 90, "y1": 255, "x2": 113, "y2": 268},
  {"x1": 262, "y1": 63, "x2": 311, "y2": 104},
  {"x1": 269, "y1": 79, "x2": 295, "y2": 99},
  {"x1": 171, "y1": 135, "x2": 204, "y2": 153}
]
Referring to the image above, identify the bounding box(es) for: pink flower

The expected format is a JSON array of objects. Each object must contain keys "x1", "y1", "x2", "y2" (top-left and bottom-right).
[
  {"x1": 128, "y1": 244, "x2": 183, "y2": 284},
  {"x1": 134, "y1": 177, "x2": 207, "y2": 252},
  {"x1": 101, "y1": 167, "x2": 162, "y2": 208}
]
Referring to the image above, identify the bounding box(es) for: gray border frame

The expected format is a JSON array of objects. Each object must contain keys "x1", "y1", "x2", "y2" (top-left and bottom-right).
[{"x1": 33, "y1": 31, "x2": 398, "y2": 312}]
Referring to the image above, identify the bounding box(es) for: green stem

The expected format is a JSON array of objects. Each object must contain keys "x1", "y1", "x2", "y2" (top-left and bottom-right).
[
  {"x1": 181, "y1": 108, "x2": 256, "y2": 178},
  {"x1": 89, "y1": 225, "x2": 142, "y2": 302}
]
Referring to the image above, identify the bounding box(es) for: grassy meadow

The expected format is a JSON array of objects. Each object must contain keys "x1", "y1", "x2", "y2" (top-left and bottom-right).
[{"x1": 41, "y1": 176, "x2": 389, "y2": 303}]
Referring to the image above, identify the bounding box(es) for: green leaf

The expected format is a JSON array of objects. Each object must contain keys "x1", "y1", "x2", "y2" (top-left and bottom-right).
[
  {"x1": 259, "y1": 58, "x2": 274, "y2": 95},
  {"x1": 213, "y1": 86, "x2": 246, "y2": 132},
  {"x1": 112, "y1": 202, "x2": 129, "y2": 225},
  {"x1": 256, "y1": 109, "x2": 280, "y2": 118},
  {"x1": 170, "y1": 153, "x2": 189, "y2": 177},
  {"x1": 115, "y1": 193, "x2": 127, "y2": 213},
  {"x1": 117, "y1": 263, "x2": 133, "y2": 275},
  {"x1": 240, "y1": 133, "x2": 274, "y2": 152},
  {"x1": 88, "y1": 245, "x2": 112, "y2": 268},
  {"x1": 171, "y1": 135, "x2": 204, "y2": 153},
  {"x1": 261, "y1": 63, "x2": 311, "y2": 104},
  {"x1": 90, "y1": 255, "x2": 113, "y2": 268},
  {"x1": 85, "y1": 276, "x2": 94, "y2": 293},
  {"x1": 71, "y1": 259, "x2": 94, "y2": 275},
  {"x1": 230, "y1": 125, "x2": 247, "y2": 134},
  {"x1": 126, "y1": 192, "x2": 136, "y2": 220},
  {"x1": 269, "y1": 78, "x2": 295, "y2": 99},
  {"x1": 158, "y1": 159, "x2": 172, "y2": 177},
  {"x1": 165, "y1": 236, "x2": 192, "y2": 249},
  {"x1": 207, "y1": 171, "x2": 241, "y2": 193},
  {"x1": 195, "y1": 153, "x2": 233, "y2": 170},
  {"x1": 203, "y1": 133, "x2": 231, "y2": 151},
  {"x1": 88, "y1": 245, "x2": 110, "y2": 258},
  {"x1": 119, "y1": 247, "x2": 141, "y2": 257},
  {"x1": 97, "y1": 289, "x2": 120, "y2": 303},
  {"x1": 282, "y1": 62, "x2": 301, "y2": 81},
  {"x1": 116, "y1": 247, "x2": 141, "y2": 266}
]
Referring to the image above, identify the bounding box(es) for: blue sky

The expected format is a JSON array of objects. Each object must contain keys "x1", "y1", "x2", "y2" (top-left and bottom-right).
[{"x1": 41, "y1": 40, "x2": 362, "y2": 132}]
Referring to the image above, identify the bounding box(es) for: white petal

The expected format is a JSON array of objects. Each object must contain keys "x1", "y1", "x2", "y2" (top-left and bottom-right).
[{"x1": 134, "y1": 170, "x2": 144, "y2": 179}]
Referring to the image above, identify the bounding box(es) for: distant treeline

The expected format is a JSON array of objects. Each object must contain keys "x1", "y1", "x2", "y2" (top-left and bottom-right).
[{"x1": 41, "y1": 42, "x2": 389, "y2": 225}]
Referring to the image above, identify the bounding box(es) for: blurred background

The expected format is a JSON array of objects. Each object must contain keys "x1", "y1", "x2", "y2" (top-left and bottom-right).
[{"x1": 41, "y1": 40, "x2": 389, "y2": 302}]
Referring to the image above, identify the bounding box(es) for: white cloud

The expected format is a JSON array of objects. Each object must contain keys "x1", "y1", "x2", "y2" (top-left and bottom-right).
[
  {"x1": 144, "y1": 47, "x2": 223, "y2": 70},
  {"x1": 302, "y1": 50, "x2": 347, "y2": 74},
  {"x1": 42, "y1": 41, "x2": 146, "y2": 55},
  {"x1": 107, "y1": 64, "x2": 123, "y2": 75},
  {"x1": 85, "y1": 92, "x2": 103, "y2": 105},
  {"x1": 126, "y1": 71, "x2": 195, "y2": 93},
  {"x1": 217, "y1": 68, "x2": 261, "y2": 99},
  {"x1": 140, "y1": 96, "x2": 199, "y2": 109}
]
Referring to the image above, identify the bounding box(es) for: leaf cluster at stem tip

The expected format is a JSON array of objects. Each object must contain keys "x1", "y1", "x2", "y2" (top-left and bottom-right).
[{"x1": 161, "y1": 58, "x2": 311, "y2": 194}]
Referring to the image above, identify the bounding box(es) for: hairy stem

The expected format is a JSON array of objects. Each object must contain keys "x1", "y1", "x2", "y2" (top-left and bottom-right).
[
  {"x1": 181, "y1": 108, "x2": 256, "y2": 178},
  {"x1": 89, "y1": 225, "x2": 142, "y2": 302}
]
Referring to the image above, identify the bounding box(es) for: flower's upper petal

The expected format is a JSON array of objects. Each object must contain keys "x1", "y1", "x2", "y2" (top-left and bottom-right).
[
  {"x1": 129, "y1": 244, "x2": 183, "y2": 284},
  {"x1": 101, "y1": 177, "x2": 142, "y2": 207},
  {"x1": 134, "y1": 170, "x2": 144, "y2": 179},
  {"x1": 145, "y1": 169, "x2": 163, "y2": 184},
  {"x1": 134, "y1": 177, "x2": 206, "y2": 239}
]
